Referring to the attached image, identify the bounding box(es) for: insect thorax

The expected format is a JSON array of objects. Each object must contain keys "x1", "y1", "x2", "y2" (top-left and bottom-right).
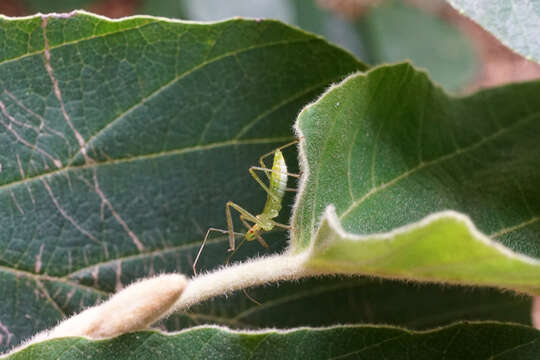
[{"x1": 245, "y1": 223, "x2": 263, "y2": 241}]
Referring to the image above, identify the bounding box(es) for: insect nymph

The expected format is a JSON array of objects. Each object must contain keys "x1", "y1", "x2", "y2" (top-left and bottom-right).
[{"x1": 192, "y1": 140, "x2": 299, "y2": 275}]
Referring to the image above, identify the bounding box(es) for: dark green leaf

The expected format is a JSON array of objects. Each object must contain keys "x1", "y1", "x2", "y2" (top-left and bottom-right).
[
  {"x1": 166, "y1": 278, "x2": 531, "y2": 331},
  {"x1": 0, "y1": 11, "x2": 365, "y2": 351},
  {"x1": 5, "y1": 323, "x2": 540, "y2": 359}
]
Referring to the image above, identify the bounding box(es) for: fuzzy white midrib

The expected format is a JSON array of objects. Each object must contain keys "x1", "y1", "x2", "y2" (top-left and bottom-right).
[{"x1": 173, "y1": 252, "x2": 312, "y2": 311}]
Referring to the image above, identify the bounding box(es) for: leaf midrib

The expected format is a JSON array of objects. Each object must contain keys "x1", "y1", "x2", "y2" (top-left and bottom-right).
[
  {"x1": 0, "y1": 136, "x2": 294, "y2": 193},
  {"x1": 2, "y1": 20, "x2": 332, "y2": 191},
  {"x1": 0, "y1": 37, "x2": 338, "y2": 195}
]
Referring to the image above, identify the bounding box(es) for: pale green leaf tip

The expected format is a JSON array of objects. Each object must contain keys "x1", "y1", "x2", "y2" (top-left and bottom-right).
[
  {"x1": 318, "y1": 204, "x2": 540, "y2": 267},
  {"x1": 302, "y1": 205, "x2": 540, "y2": 295}
]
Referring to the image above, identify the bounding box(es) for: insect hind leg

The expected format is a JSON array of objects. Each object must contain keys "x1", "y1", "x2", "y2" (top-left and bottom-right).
[
  {"x1": 257, "y1": 139, "x2": 299, "y2": 176},
  {"x1": 269, "y1": 220, "x2": 291, "y2": 230},
  {"x1": 250, "y1": 166, "x2": 300, "y2": 178},
  {"x1": 248, "y1": 166, "x2": 300, "y2": 204}
]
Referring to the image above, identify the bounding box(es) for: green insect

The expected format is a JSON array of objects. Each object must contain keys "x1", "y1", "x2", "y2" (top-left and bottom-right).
[{"x1": 192, "y1": 140, "x2": 299, "y2": 276}]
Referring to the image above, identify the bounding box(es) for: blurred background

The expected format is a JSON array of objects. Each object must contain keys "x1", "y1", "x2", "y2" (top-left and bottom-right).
[{"x1": 2, "y1": 0, "x2": 539, "y2": 93}]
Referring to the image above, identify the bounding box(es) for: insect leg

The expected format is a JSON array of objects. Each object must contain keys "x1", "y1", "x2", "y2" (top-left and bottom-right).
[
  {"x1": 248, "y1": 167, "x2": 300, "y2": 204},
  {"x1": 240, "y1": 216, "x2": 269, "y2": 249},
  {"x1": 257, "y1": 139, "x2": 299, "y2": 171},
  {"x1": 224, "y1": 236, "x2": 248, "y2": 266},
  {"x1": 269, "y1": 220, "x2": 292, "y2": 230},
  {"x1": 242, "y1": 289, "x2": 262, "y2": 305},
  {"x1": 193, "y1": 227, "x2": 243, "y2": 275},
  {"x1": 254, "y1": 234, "x2": 269, "y2": 249},
  {"x1": 250, "y1": 166, "x2": 300, "y2": 178},
  {"x1": 236, "y1": 216, "x2": 265, "y2": 306},
  {"x1": 250, "y1": 166, "x2": 300, "y2": 196},
  {"x1": 225, "y1": 216, "x2": 257, "y2": 266},
  {"x1": 226, "y1": 201, "x2": 262, "y2": 252},
  {"x1": 248, "y1": 166, "x2": 279, "y2": 202}
]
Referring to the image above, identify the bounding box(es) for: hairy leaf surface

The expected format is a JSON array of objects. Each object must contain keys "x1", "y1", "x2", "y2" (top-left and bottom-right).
[
  {"x1": 293, "y1": 63, "x2": 540, "y2": 292},
  {"x1": 4, "y1": 323, "x2": 540, "y2": 360}
]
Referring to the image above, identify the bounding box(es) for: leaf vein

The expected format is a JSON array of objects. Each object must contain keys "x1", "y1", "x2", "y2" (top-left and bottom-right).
[
  {"x1": 247, "y1": 334, "x2": 272, "y2": 360},
  {"x1": 0, "y1": 19, "x2": 159, "y2": 68},
  {"x1": 34, "y1": 278, "x2": 67, "y2": 318},
  {"x1": 339, "y1": 111, "x2": 540, "y2": 220},
  {"x1": 490, "y1": 335, "x2": 540, "y2": 359},
  {"x1": 67, "y1": 37, "x2": 317, "y2": 165},
  {"x1": 234, "y1": 77, "x2": 338, "y2": 140},
  {"x1": 0, "y1": 136, "x2": 293, "y2": 194},
  {"x1": 490, "y1": 216, "x2": 540, "y2": 239},
  {"x1": 328, "y1": 333, "x2": 407, "y2": 360}
]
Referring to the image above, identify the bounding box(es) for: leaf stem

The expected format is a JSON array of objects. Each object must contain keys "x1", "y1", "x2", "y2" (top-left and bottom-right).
[
  {"x1": 4, "y1": 253, "x2": 313, "y2": 357},
  {"x1": 174, "y1": 252, "x2": 312, "y2": 310}
]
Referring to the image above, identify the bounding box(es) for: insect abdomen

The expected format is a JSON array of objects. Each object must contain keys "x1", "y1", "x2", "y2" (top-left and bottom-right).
[{"x1": 262, "y1": 149, "x2": 287, "y2": 219}]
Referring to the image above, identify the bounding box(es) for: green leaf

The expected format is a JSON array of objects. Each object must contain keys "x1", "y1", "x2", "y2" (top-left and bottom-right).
[
  {"x1": 293, "y1": 63, "x2": 540, "y2": 293},
  {"x1": 4, "y1": 323, "x2": 540, "y2": 359},
  {"x1": 447, "y1": 0, "x2": 540, "y2": 63},
  {"x1": 360, "y1": 1, "x2": 477, "y2": 91},
  {"x1": 0, "y1": 11, "x2": 365, "y2": 351},
  {"x1": 168, "y1": 278, "x2": 532, "y2": 331}
]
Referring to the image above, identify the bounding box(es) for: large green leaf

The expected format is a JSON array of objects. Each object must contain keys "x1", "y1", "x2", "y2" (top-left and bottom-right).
[
  {"x1": 293, "y1": 63, "x2": 540, "y2": 292},
  {"x1": 0, "y1": 11, "x2": 365, "y2": 351},
  {"x1": 447, "y1": 0, "x2": 540, "y2": 63},
  {"x1": 4, "y1": 323, "x2": 540, "y2": 359},
  {"x1": 169, "y1": 278, "x2": 532, "y2": 331}
]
